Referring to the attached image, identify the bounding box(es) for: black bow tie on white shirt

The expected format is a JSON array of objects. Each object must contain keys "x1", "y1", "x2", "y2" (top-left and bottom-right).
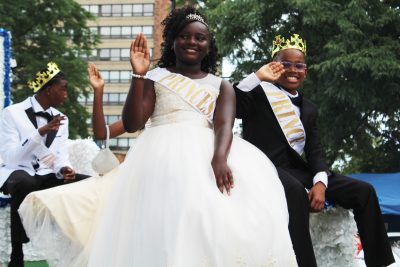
[
  {"x1": 289, "y1": 94, "x2": 302, "y2": 107},
  {"x1": 34, "y1": 111, "x2": 53, "y2": 122},
  {"x1": 276, "y1": 85, "x2": 302, "y2": 107}
]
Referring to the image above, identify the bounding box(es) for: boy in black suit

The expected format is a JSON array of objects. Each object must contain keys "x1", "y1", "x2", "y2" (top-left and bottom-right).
[{"x1": 234, "y1": 34, "x2": 394, "y2": 267}]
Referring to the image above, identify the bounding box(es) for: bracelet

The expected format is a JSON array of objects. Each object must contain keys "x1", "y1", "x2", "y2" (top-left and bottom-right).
[{"x1": 131, "y1": 73, "x2": 147, "y2": 79}]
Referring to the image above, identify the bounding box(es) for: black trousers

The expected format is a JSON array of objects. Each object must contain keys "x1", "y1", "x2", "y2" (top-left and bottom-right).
[
  {"x1": 277, "y1": 167, "x2": 395, "y2": 267},
  {"x1": 1, "y1": 170, "x2": 89, "y2": 267}
]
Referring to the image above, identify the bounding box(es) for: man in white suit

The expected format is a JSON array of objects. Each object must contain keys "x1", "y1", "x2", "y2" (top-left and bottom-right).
[{"x1": 0, "y1": 62, "x2": 88, "y2": 267}]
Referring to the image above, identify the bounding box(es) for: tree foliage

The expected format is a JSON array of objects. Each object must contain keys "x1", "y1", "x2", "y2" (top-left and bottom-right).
[
  {"x1": 0, "y1": 0, "x2": 98, "y2": 138},
  {"x1": 202, "y1": 0, "x2": 400, "y2": 172}
]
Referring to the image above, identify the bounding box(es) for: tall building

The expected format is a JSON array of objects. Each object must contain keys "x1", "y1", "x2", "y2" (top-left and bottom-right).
[{"x1": 76, "y1": 0, "x2": 170, "y2": 153}]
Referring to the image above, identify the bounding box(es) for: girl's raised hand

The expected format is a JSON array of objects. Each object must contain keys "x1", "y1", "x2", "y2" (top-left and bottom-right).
[
  {"x1": 130, "y1": 33, "x2": 150, "y2": 75},
  {"x1": 87, "y1": 63, "x2": 105, "y2": 91}
]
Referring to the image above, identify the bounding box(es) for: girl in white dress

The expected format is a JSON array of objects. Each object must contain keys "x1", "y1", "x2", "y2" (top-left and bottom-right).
[{"x1": 20, "y1": 6, "x2": 297, "y2": 267}]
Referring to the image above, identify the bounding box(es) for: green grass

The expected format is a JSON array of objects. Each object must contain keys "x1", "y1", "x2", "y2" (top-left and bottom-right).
[{"x1": 25, "y1": 261, "x2": 48, "y2": 267}]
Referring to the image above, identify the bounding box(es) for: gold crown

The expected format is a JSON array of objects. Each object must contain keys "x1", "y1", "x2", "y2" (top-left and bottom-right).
[
  {"x1": 271, "y1": 34, "x2": 306, "y2": 58},
  {"x1": 28, "y1": 62, "x2": 61, "y2": 92}
]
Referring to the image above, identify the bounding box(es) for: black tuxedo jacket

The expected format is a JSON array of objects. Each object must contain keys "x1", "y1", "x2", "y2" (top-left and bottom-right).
[{"x1": 235, "y1": 84, "x2": 329, "y2": 183}]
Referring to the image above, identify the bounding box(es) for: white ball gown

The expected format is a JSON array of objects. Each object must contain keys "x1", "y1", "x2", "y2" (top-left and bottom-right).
[{"x1": 19, "y1": 71, "x2": 297, "y2": 267}]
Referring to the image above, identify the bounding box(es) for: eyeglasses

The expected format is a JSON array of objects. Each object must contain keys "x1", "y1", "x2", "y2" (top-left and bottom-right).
[{"x1": 279, "y1": 61, "x2": 307, "y2": 71}]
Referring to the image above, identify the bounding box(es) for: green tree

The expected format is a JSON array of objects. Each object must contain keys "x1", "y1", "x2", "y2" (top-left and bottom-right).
[
  {"x1": 0, "y1": 0, "x2": 98, "y2": 138},
  {"x1": 204, "y1": 0, "x2": 400, "y2": 173}
]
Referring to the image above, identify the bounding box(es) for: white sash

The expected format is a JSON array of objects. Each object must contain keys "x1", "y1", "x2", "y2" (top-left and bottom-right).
[
  {"x1": 147, "y1": 68, "x2": 216, "y2": 123},
  {"x1": 260, "y1": 82, "x2": 306, "y2": 155}
]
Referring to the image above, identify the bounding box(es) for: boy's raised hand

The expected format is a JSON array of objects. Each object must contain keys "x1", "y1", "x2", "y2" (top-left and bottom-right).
[
  {"x1": 130, "y1": 33, "x2": 150, "y2": 76},
  {"x1": 255, "y1": 62, "x2": 285, "y2": 82}
]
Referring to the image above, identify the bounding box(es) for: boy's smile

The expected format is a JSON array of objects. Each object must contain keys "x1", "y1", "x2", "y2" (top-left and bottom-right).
[{"x1": 274, "y1": 48, "x2": 307, "y2": 94}]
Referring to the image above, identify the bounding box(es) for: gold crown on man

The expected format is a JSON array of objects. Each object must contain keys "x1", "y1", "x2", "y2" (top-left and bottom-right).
[
  {"x1": 28, "y1": 62, "x2": 61, "y2": 92},
  {"x1": 271, "y1": 34, "x2": 306, "y2": 58}
]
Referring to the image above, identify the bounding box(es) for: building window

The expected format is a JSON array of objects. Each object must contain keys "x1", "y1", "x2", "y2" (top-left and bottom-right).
[
  {"x1": 102, "y1": 71, "x2": 110, "y2": 82},
  {"x1": 111, "y1": 27, "x2": 121, "y2": 37},
  {"x1": 87, "y1": 49, "x2": 97, "y2": 60},
  {"x1": 79, "y1": 92, "x2": 128, "y2": 105},
  {"x1": 89, "y1": 27, "x2": 98, "y2": 37},
  {"x1": 82, "y1": 4, "x2": 154, "y2": 17},
  {"x1": 105, "y1": 93, "x2": 119, "y2": 104},
  {"x1": 82, "y1": 5, "x2": 99, "y2": 16},
  {"x1": 109, "y1": 138, "x2": 118, "y2": 147},
  {"x1": 121, "y1": 26, "x2": 131, "y2": 36},
  {"x1": 101, "y1": 5, "x2": 112, "y2": 16},
  {"x1": 100, "y1": 27, "x2": 111, "y2": 37},
  {"x1": 109, "y1": 137, "x2": 136, "y2": 151},
  {"x1": 122, "y1": 5, "x2": 133, "y2": 17},
  {"x1": 99, "y1": 70, "x2": 132, "y2": 83},
  {"x1": 119, "y1": 93, "x2": 127, "y2": 103},
  {"x1": 98, "y1": 48, "x2": 137, "y2": 61},
  {"x1": 78, "y1": 93, "x2": 94, "y2": 105},
  {"x1": 81, "y1": 47, "x2": 153, "y2": 61},
  {"x1": 142, "y1": 26, "x2": 153, "y2": 36},
  {"x1": 109, "y1": 71, "x2": 120, "y2": 83},
  {"x1": 143, "y1": 4, "x2": 153, "y2": 16},
  {"x1": 110, "y1": 48, "x2": 120, "y2": 61},
  {"x1": 105, "y1": 115, "x2": 121, "y2": 124},
  {"x1": 118, "y1": 138, "x2": 129, "y2": 148},
  {"x1": 98, "y1": 26, "x2": 153, "y2": 39},
  {"x1": 121, "y1": 49, "x2": 130, "y2": 60},
  {"x1": 120, "y1": 71, "x2": 130, "y2": 83},
  {"x1": 99, "y1": 49, "x2": 110, "y2": 60},
  {"x1": 133, "y1": 5, "x2": 143, "y2": 16},
  {"x1": 111, "y1": 5, "x2": 122, "y2": 16},
  {"x1": 104, "y1": 92, "x2": 128, "y2": 105}
]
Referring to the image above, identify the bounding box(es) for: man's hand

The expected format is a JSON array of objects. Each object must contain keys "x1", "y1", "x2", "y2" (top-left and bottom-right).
[
  {"x1": 255, "y1": 62, "x2": 285, "y2": 82},
  {"x1": 60, "y1": 166, "x2": 76, "y2": 183},
  {"x1": 38, "y1": 115, "x2": 65, "y2": 136},
  {"x1": 308, "y1": 182, "x2": 326, "y2": 212}
]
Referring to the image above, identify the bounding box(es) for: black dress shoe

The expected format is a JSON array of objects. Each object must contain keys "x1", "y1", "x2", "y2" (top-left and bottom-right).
[
  {"x1": 9, "y1": 243, "x2": 24, "y2": 267},
  {"x1": 8, "y1": 260, "x2": 24, "y2": 267}
]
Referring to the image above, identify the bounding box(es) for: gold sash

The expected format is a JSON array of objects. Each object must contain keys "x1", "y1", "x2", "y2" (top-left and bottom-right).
[
  {"x1": 147, "y1": 68, "x2": 216, "y2": 123},
  {"x1": 260, "y1": 82, "x2": 306, "y2": 155}
]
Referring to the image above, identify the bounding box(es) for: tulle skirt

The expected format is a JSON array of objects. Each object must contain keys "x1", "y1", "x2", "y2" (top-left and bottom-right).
[
  {"x1": 20, "y1": 122, "x2": 297, "y2": 267},
  {"x1": 19, "y1": 167, "x2": 121, "y2": 266}
]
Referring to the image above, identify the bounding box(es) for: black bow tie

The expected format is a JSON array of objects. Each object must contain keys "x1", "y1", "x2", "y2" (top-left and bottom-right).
[
  {"x1": 289, "y1": 94, "x2": 302, "y2": 107},
  {"x1": 34, "y1": 111, "x2": 53, "y2": 122},
  {"x1": 275, "y1": 84, "x2": 302, "y2": 107}
]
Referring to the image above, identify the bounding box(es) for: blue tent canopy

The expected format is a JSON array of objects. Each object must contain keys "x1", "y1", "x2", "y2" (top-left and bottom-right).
[{"x1": 350, "y1": 173, "x2": 400, "y2": 216}]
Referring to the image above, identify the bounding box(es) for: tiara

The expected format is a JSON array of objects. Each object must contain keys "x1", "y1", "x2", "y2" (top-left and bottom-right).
[
  {"x1": 186, "y1": 13, "x2": 208, "y2": 26},
  {"x1": 271, "y1": 34, "x2": 306, "y2": 58},
  {"x1": 28, "y1": 62, "x2": 61, "y2": 92}
]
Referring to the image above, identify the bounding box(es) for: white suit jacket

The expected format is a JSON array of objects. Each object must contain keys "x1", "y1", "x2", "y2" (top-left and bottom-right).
[{"x1": 0, "y1": 97, "x2": 71, "y2": 188}]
